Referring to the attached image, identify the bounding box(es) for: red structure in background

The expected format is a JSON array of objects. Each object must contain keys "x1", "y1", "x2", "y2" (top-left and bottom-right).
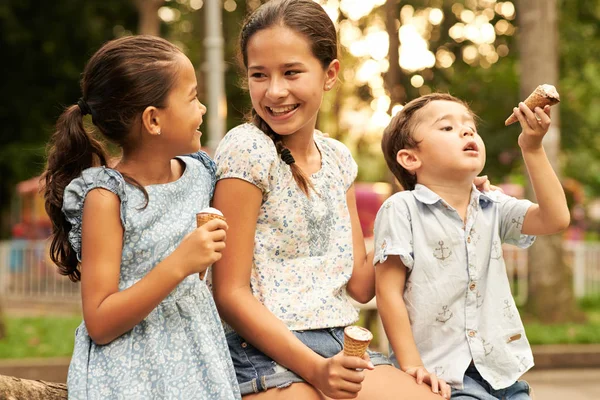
[
  {"x1": 355, "y1": 182, "x2": 393, "y2": 238},
  {"x1": 12, "y1": 176, "x2": 51, "y2": 240}
]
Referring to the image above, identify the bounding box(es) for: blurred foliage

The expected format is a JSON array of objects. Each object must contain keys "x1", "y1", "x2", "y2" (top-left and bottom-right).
[
  {"x1": 558, "y1": 0, "x2": 600, "y2": 197},
  {"x1": 0, "y1": 315, "x2": 81, "y2": 358},
  {"x1": 0, "y1": 0, "x2": 137, "y2": 236},
  {"x1": 2, "y1": 0, "x2": 600, "y2": 238},
  {"x1": 522, "y1": 295, "x2": 600, "y2": 344}
]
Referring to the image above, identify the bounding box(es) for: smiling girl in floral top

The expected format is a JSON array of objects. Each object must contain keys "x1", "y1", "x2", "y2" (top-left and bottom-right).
[{"x1": 208, "y1": 1, "x2": 448, "y2": 399}]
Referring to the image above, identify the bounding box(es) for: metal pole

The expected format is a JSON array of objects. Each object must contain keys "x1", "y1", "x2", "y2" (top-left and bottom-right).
[{"x1": 204, "y1": 0, "x2": 226, "y2": 153}]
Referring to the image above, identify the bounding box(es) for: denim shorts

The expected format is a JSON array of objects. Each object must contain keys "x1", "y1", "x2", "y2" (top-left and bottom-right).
[
  {"x1": 226, "y1": 327, "x2": 392, "y2": 395},
  {"x1": 451, "y1": 364, "x2": 531, "y2": 400}
]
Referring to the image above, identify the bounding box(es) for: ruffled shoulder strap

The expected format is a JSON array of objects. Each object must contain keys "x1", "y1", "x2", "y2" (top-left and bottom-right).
[
  {"x1": 183, "y1": 150, "x2": 217, "y2": 198},
  {"x1": 61, "y1": 167, "x2": 128, "y2": 261}
]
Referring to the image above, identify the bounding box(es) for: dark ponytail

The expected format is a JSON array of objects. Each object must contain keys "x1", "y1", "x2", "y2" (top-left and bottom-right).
[
  {"x1": 42, "y1": 35, "x2": 183, "y2": 281},
  {"x1": 43, "y1": 105, "x2": 108, "y2": 281},
  {"x1": 240, "y1": 0, "x2": 338, "y2": 196}
]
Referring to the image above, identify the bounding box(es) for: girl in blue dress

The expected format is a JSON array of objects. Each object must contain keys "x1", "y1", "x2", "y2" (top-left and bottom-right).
[{"x1": 42, "y1": 35, "x2": 241, "y2": 400}]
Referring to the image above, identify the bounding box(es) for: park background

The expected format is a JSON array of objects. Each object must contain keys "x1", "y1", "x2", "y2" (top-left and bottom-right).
[{"x1": 0, "y1": 0, "x2": 599, "y2": 398}]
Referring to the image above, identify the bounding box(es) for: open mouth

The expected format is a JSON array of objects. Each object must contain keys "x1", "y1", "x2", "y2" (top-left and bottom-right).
[
  {"x1": 463, "y1": 141, "x2": 479, "y2": 152},
  {"x1": 266, "y1": 104, "x2": 299, "y2": 117}
]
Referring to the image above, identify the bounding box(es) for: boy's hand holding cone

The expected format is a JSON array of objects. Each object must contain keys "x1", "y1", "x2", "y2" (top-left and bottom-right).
[{"x1": 196, "y1": 207, "x2": 226, "y2": 280}]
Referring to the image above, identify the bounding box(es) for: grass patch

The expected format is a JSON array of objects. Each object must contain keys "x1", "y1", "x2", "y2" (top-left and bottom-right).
[
  {"x1": 0, "y1": 315, "x2": 81, "y2": 359},
  {"x1": 524, "y1": 310, "x2": 600, "y2": 345},
  {"x1": 523, "y1": 295, "x2": 600, "y2": 345}
]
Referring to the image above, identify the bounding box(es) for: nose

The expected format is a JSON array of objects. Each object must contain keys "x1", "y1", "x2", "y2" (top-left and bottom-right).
[
  {"x1": 266, "y1": 77, "x2": 288, "y2": 100},
  {"x1": 462, "y1": 126, "x2": 474, "y2": 137},
  {"x1": 198, "y1": 101, "x2": 207, "y2": 115}
]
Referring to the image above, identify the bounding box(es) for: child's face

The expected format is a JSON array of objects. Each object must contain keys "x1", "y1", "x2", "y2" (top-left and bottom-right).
[
  {"x1": 409, "y1": 100, "x2": 486, "y2": 185},
  {"x1": 246, "y1": 25, "x2": 337, "y2": 138},
  {"x1": 161, "y1": 54, "x2": 207, "y2": 154}
]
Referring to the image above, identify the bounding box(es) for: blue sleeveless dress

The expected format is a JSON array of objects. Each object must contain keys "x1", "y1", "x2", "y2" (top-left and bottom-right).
[{"x1": 62, "y1": 152, "x2": 241, "y2": 400}]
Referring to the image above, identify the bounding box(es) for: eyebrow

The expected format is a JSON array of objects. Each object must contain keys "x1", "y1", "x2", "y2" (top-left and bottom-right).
[
  {"x1": 188, "y1": 86, "x2": 197, "y2": 97},
  {"x1": 432, "y1": 113, "x2": 475, "y2": 125},
  {"x1": 248, "y1": 62, "x2": 305, "y2": 71}
]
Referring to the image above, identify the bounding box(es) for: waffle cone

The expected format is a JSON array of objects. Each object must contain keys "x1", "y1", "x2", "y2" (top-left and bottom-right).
[
  {"x1": 343, "y1": 326, "x2": 373, "y2": 357},
  {"x1": 505, "y1": 86, "x2": 560, "y2": 126},
  {"x1": 196, "y1": 212, "x2": 226, "y2": 279},
  {"x1": 196, "y1": 213, "x2": 226, "y2": 227}
]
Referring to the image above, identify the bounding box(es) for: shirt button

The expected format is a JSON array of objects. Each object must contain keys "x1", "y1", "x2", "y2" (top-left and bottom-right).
[
  {"x1": 468, "y1": 330, "x2": 476, "y2": 338},
  {"x1": 241, "y1": 342, "x2": 248, "y2": 348},
  {"x1": 467, "y1": 236, "x2": 471, "y2": 243},
  {"x1": 469, "y1": 282, "x2": 477, "y2": 291}
]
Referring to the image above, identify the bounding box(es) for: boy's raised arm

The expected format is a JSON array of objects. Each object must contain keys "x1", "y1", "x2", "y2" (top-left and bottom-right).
[{"x1": 513, "y1": 102, "x2": 570, "y2": 235}]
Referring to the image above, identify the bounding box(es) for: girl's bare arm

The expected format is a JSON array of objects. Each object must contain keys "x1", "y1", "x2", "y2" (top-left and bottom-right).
[
  {"x1": 346, "y1": 184, "x2": 375, "y2": 303},
  {"x1": 80, "y1": 188, "x2": 225, "y2": 344}
]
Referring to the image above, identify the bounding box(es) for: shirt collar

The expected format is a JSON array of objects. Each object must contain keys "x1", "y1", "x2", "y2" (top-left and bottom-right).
[{"x1": 412, "y1": 183, "x2": 498, "y2": 208}]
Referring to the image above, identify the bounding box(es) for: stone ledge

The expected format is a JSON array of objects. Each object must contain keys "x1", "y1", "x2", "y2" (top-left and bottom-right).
[{"x1": 532, "y1": 344, "x2": 600, "y2": 369}]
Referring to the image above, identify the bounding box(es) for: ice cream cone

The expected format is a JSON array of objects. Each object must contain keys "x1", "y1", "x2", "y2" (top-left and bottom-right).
[
  {"x1": 196, "y1": 212, "x2": 226, "y2": 227},
  {"x1": 343, "y1": 326, "x2": 373, "y2": 357},
  {"x1": 196, "y1": 207, "x2": 226, "y2": 280},
  {"x1": 505, "y1": 84, "x2": 560, "y2": 126}
]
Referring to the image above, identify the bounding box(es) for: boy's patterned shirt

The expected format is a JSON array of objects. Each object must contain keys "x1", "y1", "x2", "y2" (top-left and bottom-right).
[
  {"x1": 214, "y1": 123, "x2": 359, "y2": 331},
  {"x1": 374, "y1": 184, "x2": 535, "y2": 390}
]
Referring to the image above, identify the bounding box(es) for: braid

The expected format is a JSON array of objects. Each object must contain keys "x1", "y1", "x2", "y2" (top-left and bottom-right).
[{"x1": 252, "y1": 111, "x2": 314, "y2": 196}]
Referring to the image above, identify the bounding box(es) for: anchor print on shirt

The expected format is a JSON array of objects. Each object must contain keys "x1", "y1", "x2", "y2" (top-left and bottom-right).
[
  {"x1": 468, "y1": 227, "x2": 481, "y2": 247},
  {"x1": 433, "y1": 240, "x2": 452, "y2": 266},
  {"x1": 503, "y1": 299, "x2": 515, "y2": 319},
  {"x1": 517, "y1": 356, "x2": 530, "y2": 372},
  {"x1": 490, "y1": 240, "x2": 503, "y2": 260},
  {"x1": 476, "y1": 290, "x2": 484, "y2": 308},
  {"x1": 435, "y1": 305, "x2": 453, "y2": 323},
  {"x1": 481, "y1": 337, "x2": 494, "y2": 356},
  {"x1": 512, "y1": 216, "x2": 524, "y2": 230},
  {"x1": 434, "y1": 366, "x2": 445, "y2": 377}
]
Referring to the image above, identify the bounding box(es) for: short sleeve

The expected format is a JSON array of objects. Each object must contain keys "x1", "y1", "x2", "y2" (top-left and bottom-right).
[
  {"x1": 496, "y1": 191, "x2": 535, "y2": 248},
  {"x1": 323, "y1": 137, "x2": 358, "y2": 191},
  {"x1": 373, "y1": 194, "x2": 415, "y2": 270},
  {"x1": 214, "y1": 123, "x2": 278, "y2": 194},
  {"x1": 62, "y1": 167, "x2": 127, "y2": 261},
  {"x1": 185, "y1": 150, "x2": 216, "y2": 198}
]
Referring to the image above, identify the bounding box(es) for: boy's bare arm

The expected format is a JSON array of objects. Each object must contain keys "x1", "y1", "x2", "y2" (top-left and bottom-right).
[
  {"x1": 513, "y1": 103, "x2": 570, "y2": 235},
  {"x1": 375, "y1": 255, "x2": 424, "y2": 370}
]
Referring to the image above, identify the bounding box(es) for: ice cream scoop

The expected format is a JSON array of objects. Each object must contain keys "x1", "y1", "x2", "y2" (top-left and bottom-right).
[
  {"x1": 505, "y1": 84, "x2": 560, "y2": 126},
  {"x1": 343, "y1": 326, "x2": 373, "y2": 357}
]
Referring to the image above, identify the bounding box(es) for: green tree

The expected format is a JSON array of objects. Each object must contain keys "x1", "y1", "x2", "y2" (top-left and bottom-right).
[{"x1": 0, "y1": 0, "x2": 138, "y2": 237}]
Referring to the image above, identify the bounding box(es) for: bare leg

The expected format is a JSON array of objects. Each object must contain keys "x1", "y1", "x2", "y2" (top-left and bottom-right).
[
  {"x1": 242, "y1": 366, "x2": 444, "y2": 400},
  {"x1": 357, "y1": 365, "x2": 445, "y2": 400},
  {"x1": 243, "y1": 383, "x2": 328, "y2": 400}
]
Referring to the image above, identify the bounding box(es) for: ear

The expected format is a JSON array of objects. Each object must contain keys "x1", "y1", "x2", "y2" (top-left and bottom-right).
[
  {"x1": 323, "y1": 59, "x2": 340, "y2": 91},
  {"x1": 141, "y1": 106, "x2": 162, "y2": 136},
  {"x1": 396, "y1": 149, "x2": 421, "y2": 174}
]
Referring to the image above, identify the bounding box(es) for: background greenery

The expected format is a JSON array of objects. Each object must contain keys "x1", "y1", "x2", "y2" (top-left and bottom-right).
[{"x1": 2, "y1": 0, "x2": 600, "y2": 239}]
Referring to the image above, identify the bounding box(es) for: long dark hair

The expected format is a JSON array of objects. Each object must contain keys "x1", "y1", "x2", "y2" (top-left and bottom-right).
[
  {"x1": 239, "y1": 0, "x2": 338, "y2": 195},
  {"x1": 381, "y1": 93, "x2": 475, "y2": 190},
  {"x1": 42, "y1": 35, "x2": 183, "y2": 281}
]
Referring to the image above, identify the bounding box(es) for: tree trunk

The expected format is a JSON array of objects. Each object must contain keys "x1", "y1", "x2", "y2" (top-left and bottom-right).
[
  {"x1": 133, "y1": 0, "x2": 165, "y2": 36},
  {"x1": 517, "y1": 0, "x2": 583, "y2": 323},
  {"x1": 383, "y1": 0, "x2": 404, "y2": 110},
  {"x1": 0, "y1": 375, "x2": 67, "y2": 400}
]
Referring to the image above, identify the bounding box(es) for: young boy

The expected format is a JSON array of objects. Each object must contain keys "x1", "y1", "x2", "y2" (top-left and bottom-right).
[{"x1": 373, "y1": 93, "x2": 570, "y2": 399}]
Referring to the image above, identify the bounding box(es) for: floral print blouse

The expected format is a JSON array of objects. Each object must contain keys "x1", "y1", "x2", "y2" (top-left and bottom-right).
[{"x1": 214, "y1": 123, "x2": 359, "y2": 331}]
